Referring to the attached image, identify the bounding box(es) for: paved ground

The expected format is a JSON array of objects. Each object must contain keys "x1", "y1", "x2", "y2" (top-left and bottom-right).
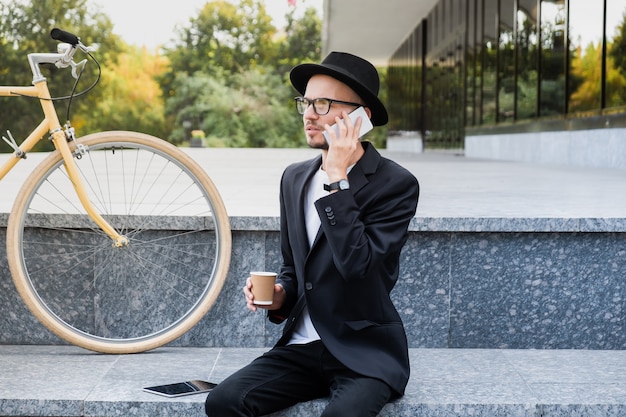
[
  {"x1": 0, "y1": 345, "x2": 625, "y2": 417},
  {"x1": 2, "y1": 147, "x2": 626, "y2": 218}
]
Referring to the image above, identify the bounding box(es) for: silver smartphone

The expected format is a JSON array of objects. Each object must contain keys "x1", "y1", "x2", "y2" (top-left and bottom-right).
[
  {"x1": 323, "y1": 106, "x2": 374, "y2": 143},
  {"x1": 143, "y1": 380, "x2": 217, "y2": 397}
]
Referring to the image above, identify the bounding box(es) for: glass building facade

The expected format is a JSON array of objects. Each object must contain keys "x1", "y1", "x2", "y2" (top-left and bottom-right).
[{"x1": 388, "y1": 0, "x2": 626, "y2": 150}]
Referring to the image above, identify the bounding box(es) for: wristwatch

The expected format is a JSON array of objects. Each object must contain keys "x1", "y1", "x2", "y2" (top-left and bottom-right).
[{"x1": 324, "y1": 179, "x2": 350, "y2": 192}]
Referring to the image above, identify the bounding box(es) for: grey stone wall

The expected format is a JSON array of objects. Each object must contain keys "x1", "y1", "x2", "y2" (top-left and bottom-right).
[{"x1": 1, "y1": 216, "x2": 624, "y2": 349}]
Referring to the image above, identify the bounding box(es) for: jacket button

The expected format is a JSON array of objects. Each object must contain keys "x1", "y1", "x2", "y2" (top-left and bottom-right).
[{"x1": 305, "y1": 282, "x2": 313, "y2": 290}]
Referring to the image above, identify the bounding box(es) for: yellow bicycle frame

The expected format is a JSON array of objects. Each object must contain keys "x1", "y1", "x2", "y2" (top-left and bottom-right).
[{"x1": 0, "y1": 80, "x2": 128, "y2": 247}]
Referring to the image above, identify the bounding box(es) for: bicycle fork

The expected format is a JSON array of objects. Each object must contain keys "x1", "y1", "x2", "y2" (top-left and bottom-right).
[
  {"x1": 1, "y1": 82, "x2": 128, "y2": 248},
  {"x1": 51, "y1": 129, "x2": 130, "y2": 248}
]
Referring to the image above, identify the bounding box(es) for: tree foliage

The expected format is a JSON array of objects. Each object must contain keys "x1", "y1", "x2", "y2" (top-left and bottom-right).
[
  {"x1": 0, "y1": 0, "x2": 168, "y2": 151},
  {"x1": 166, "y1": 68, "x2": 302, "y2": 147},
  {"x1": 1, "y1": 0, "x2": 323, "y2": 152},
  {"x1": 275, "y1": 6, "x2": 323, "y2": 76},
  {"x1": 160, "y1": 0, "x2": 278, "y2": 98},
  {"x1": 569, "y1": 41, "x2": 626, "y2": 112},
  {"x1": 610, "y1": 9, "x2": 626, "y2": 74},
  {"x1": 569, "y1": 43, "x2": 602, "y2": 111},
  {"x1": 0, "y1": 0, "x2": 116, "y2": 150},
  {"x1": 606, "y1": 8, "x2": 626, "y2": 107},
  {"x1": 82, "y1": 45, "x2": 169, "y2": 139},
  {"x1": 161, "y1": 0, "x2": 322, "y2": 147}
]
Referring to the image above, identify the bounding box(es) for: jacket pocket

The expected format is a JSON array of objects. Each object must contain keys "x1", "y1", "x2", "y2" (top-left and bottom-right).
[{"x1": 345, "y1": 320, "x2": 401, "y2": 331}]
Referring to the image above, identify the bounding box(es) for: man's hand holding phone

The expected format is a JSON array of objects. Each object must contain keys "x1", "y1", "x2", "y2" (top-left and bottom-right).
[
  {"x1": 322, "y1": 107, "x2": 372, "y2": 183},
  {"x1": 323, "y1": 106, "x2": 373, "y2": 144}
]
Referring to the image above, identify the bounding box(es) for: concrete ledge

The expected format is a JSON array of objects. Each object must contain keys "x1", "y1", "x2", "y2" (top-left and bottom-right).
[
  {"x1": 386, "y1": 131, "x2": 424, "y2": 153},
  {"x1": 3, "y1": 214, "x2": 625, "y2": 233},
  {"x1": 465, "y1": 128, "x2": 626, "y2": 170},
  {"x1": 0, "y1": 346, "x2": 625, "y2": 417},
  {"x1": 227, "y1": 215, "x2": 626, "y2": 233}
]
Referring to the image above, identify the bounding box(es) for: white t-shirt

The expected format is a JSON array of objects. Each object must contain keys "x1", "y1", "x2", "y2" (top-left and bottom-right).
[
  {"x1": 287, "y1": 164, "x2": 354, "y2": 345},
  {"x1": 288, "y1": 167, "x2": 327, "y2": 345}
]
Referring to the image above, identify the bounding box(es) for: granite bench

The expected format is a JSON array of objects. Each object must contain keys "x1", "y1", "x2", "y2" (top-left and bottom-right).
[{"x1": 1, "y1": 345, "x2": 625, "y2": 417}]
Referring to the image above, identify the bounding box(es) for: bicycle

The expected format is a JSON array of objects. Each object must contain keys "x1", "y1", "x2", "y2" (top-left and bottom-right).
[{"x1": 0, "y1": 28, "x2": 231, "y2": 354}]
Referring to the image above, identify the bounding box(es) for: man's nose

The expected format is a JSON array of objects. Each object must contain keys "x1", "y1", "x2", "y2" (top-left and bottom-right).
[{"x1": 303, "y1": 102, "x2": 318, "y2": 119}]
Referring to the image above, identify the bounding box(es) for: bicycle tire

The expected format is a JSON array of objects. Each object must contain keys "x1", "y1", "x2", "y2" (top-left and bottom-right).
[{"x1": 6, "y1": 131, "x2": 231, "y2": 353}]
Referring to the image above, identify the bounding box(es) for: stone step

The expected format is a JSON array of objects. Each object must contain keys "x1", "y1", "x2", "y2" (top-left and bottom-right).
[
  {"x1": 1, "y1": 345, "x2": 625, "y2": 417},
  {"x1": 2, "y1": 223, "x2": 624, "y2": 350}
]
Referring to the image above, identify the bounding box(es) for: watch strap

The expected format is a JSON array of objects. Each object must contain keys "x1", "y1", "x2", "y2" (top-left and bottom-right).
[{"x1": 324, "y1": 179, "x2": 349, "y2": 192}]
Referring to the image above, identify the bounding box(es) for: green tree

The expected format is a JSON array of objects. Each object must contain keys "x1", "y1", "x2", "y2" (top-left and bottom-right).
[
  {"x1": 166, "y1": 69, "x2": 302, "y2": 147},
  {"x1": 607, "y1": 9, "x2": 626, "y2": 107},
  {"x1": 162, "y1": 0, "x2": 323, "y2": 148},
  {"x1": 610, "y1": 9, "x2": 626, "y2": 73},
  {"x1": 82, "y1": 45, "x2": 168, "y2": 139},
  {"x1": 605, "y1": 43, "x2": 626, "y2": 108},
  {"x1": 568, "y1": 43, "x2": 601, "y2": 112},
  {"x1": 276, "y1": 6, "x2": 322, "y2": 76},
  {"x1": 0, "y1": 0, "x2": 170, "y2": 152},
  {"x1": 0, "y1": 0, "x2": 121, "y2": 151},
  {"x1": 160, "y1": 0, "x2": 277, "y2": 98}
]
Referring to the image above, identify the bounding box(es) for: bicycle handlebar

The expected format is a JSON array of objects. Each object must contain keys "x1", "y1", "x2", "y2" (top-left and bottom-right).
[{"x1": 27, "y1": 28, "x2": 96, "y2": 83}]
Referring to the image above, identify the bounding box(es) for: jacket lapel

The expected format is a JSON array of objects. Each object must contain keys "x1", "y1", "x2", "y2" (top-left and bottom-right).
[
  {"x1": 348, "y1": 141, "x2": 379, "y2": 195},
  {"x1": 291, "y1": 155, "x2": 323, "y2": 255},
  {"x1": 308, "y1": 142, "x2": 380, "y2": 250}
]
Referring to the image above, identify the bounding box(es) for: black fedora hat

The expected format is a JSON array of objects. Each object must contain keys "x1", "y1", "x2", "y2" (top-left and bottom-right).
[{"x1": 289, "y1": 52, "x2": 388, "y2": 126}]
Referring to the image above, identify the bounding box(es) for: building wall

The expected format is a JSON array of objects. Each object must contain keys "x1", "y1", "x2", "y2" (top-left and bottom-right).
[{"x1": 388, "y1": 0, "x2": 626, "y2": 168}]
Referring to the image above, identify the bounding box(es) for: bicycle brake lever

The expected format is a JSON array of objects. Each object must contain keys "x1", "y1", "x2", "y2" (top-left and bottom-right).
[
  {"x1": 81, "y1": 43, "x2": 99, "y2": 53},
  {"x1": 70, "y1": 59, "x2": 87, "y2": 79}
]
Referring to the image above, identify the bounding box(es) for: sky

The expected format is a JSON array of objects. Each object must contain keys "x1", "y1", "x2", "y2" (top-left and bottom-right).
[{"x1": 90, "y1": 0, "x2": 323, "y2": 50}]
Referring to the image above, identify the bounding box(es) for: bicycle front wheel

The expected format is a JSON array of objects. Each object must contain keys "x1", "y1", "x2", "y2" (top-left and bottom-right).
[{"x1": 6, "y1": 131, "x2": 231, "y2": 353}]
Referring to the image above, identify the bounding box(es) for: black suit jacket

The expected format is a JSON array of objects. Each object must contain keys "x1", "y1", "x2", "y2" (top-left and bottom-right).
[{"x1": 268, "y1": 142, "x2": 419, "y2": 396}]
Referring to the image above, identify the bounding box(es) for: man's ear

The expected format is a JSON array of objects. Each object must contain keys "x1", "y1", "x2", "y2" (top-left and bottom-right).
[{"x1": 364, "y1": 107, "x2": 372, "y2": 120}]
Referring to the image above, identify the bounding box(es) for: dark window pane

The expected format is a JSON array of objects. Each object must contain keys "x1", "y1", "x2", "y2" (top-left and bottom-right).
[
  {"x1": 482, "y1": 0, "x2": 498, "y2": 123},
  {"x1": 498, "y1": 0, "x2": 516, "y2": 121},
  {"x1": 517, "y1": 0, "x2": 539, "y2": 119},
  {"x1": 606, "y1": 0, "x2": 626, "y2": 109},
  {"x1": 466, "y1": 0, "x2": 478, "y2": 125},
  {"x1": 388, "y1": 26, "x2": 424, "y2": 133},
  {"x1": 540, "y1": 0, "x2": 566, "y2": 116}
]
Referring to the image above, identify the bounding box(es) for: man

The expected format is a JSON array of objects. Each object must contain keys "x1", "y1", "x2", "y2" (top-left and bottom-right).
[{"x1": 205, "y1": 52, "x2": 419, "y2": 417}]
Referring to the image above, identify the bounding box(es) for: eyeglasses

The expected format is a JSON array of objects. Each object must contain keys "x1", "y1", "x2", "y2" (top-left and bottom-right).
[{"x1": 294, "y1": 97, "x2": 363, "y2": 115}]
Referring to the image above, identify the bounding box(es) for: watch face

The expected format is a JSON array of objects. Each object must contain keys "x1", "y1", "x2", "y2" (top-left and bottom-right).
[{"x1": 339, "y1": 179, "x2": 350, "y2": 190}]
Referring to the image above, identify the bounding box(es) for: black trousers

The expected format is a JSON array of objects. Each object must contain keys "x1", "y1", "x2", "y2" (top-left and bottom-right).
[{"x1": 205, "y1": 340, "x2": 393, "y2": 417}]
